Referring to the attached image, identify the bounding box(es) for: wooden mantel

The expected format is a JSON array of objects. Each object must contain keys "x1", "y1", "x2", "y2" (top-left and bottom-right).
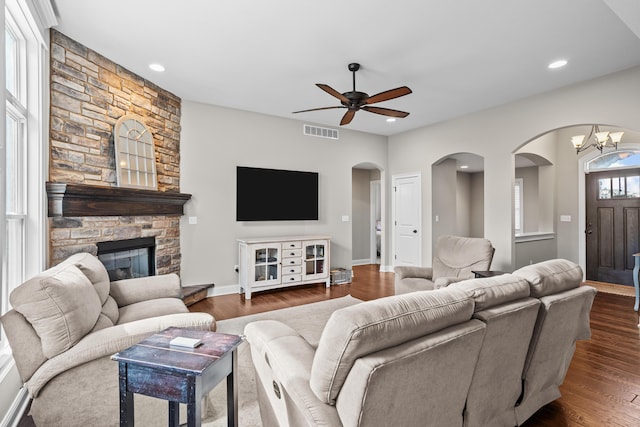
[{"x1": 46, "y1": 182, "x2": 192, "y2": 217}]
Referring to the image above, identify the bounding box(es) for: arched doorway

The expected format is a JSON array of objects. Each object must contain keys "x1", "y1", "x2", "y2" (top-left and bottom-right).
[{"x1": 432, "y1": 153, "x2": 484, "y2": 251}]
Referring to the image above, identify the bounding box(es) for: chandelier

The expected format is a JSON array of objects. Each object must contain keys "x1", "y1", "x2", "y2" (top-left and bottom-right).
[{"x1": 571, "y1": 125, "x2": 624, "y2": 154}]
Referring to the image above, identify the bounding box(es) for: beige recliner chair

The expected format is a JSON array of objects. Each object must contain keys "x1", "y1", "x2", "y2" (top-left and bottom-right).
[
  {"x1": 395, "y1": 235, "x2": 495, "y2": 294},
  {"x1": 0, "y1": 252, "x2": 216, "y2": 427}
]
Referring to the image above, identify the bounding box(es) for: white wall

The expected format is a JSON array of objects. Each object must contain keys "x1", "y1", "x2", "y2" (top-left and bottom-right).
[
  {"x1": 179, "y1": 102, "x2": 387, "y2": 291},
  {"x1": 388, "y1": 66, "x2": 640, "y2": 271},
  {"x1": 515, "y1": 238, "x2": 557, "y2": 269}
]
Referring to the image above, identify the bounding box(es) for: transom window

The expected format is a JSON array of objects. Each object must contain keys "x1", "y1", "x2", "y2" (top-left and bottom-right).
[{"x1": 587, "y1": 150, "x2": 640, "y2": 171}]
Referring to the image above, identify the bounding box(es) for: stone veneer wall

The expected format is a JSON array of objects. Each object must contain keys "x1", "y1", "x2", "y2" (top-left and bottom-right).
[{"x1": 48, "y1": 30, "x2": 183, "y2": 275}]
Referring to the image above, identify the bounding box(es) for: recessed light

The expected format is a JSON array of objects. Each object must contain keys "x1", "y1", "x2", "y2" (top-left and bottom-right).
[
  {"x1": 386, "y1": 118, "x2": 396, "y2": 123},
  {"x1": 460, "y1": 165, "x2": 469, "y2": 169},
  {"x1": 149, "y1": 63, "x2": 165, "y2": 72},
  {"x1": 548, "y1": 59, "x2": 567, "y2": 69}
]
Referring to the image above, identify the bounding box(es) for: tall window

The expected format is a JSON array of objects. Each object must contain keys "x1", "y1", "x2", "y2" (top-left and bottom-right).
[
  {"x1": 3, "y1": 17, "x2": 26, "y2": 315},
  {"x1": 1, "y1": 0, "x2": 47, "y2": 365}
]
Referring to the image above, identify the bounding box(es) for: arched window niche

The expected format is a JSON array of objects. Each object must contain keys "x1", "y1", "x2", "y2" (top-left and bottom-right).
[{"x1": 586, "y1": 149, "x2": 640, "y2": 172}]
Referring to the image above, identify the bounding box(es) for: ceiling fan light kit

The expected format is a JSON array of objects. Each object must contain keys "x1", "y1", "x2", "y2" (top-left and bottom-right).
[{"x1": 293, "y1": 63, "x2": 412, "y2": 126}]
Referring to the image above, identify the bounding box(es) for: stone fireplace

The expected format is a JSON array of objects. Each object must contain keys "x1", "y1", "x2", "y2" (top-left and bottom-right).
[{"x1": 47, "y1": 30, "x2": 187, "y2": 275}]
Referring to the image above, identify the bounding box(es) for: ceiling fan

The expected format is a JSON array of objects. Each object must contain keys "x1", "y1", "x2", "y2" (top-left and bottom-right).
[{"x1": 293, "y1": 63, "x2": 412, "y2": 126}]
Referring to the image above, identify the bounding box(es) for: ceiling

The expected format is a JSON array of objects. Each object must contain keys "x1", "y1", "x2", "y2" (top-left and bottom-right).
[{"x1": 52, "y1": 0, "x2": 640, "y2": 137}]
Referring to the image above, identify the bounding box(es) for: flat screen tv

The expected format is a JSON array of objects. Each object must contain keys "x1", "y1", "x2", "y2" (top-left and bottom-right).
[{"x1": 236, "y1": 166, "x2": 319, "y2": 221}]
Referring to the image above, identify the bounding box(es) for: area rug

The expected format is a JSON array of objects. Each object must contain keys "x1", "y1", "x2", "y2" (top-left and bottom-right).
[{"x1": 202, "y1": 295, "x2": 362, "y2": 426}]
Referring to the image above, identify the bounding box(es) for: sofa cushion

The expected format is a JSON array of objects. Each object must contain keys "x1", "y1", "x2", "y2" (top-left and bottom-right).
[
  {"x1": 453, "y1": 274, "x2": 530, "y2": 311},
  {"x1": 512, "y1": 259, "x2": 583, "y2": 298},
  {"x1": 117, "y1": 298, "x2": 188, "y2": 325},
  {"x1": 10, "y1": 263, "x2": 102, "y2": 358},
  {"x1": 67, "y1": 252, "x2": 110, "y2": 304},
  {"x1": 66, "y1": 252, "x2": 120, "y2": 325},
  {"x1": 101, "y1": 295, "x2": 120, "y2": 324},
  {"x1": 310, "y1": 287, "x2": 474, "y2": 404}
]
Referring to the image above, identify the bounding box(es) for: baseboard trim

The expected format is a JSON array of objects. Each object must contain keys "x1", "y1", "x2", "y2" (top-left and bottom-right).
[
  {"x1": 379, "y1": 264, "x2": 394, "y2": 273},
  {"x1": 208, "y1": 284, "x2": 240, "y2": 297},
  {"x1": 1, "y1": 387, "x2": 28, "y2": 427}
]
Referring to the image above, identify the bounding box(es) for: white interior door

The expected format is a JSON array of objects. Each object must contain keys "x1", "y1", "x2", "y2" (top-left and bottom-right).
[{"x1": 393, "y1": 173, "x2": 421, "y2": 266}]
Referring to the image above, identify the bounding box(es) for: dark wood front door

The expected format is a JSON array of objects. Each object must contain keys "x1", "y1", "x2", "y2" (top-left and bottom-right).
[{"x1": 586, "y1": 169, "x2": 640, "y2": 285}]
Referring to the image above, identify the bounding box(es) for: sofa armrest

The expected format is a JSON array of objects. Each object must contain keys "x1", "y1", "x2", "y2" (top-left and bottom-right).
[
  {"x1": 25, "y1": 312, "x2": 214, "y2": 397},
  {"x1": 110, "y1": 273, "x2": 181, "y2": 307},
  {"x1": 394, "y1": 266, "x2": 433, "y2": 280},
  {"x1": 245, "y1": 320, "x2": 342, "y2": 426}
]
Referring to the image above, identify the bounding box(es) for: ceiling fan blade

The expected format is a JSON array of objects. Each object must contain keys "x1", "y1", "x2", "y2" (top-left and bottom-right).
[
  {"x1": 365, "y1": 86, "x2": 412, "y2": 105},
  {"x1": 292, "y1": 106, "x2": 345, "y2": 114},
  {"x1": 340, "y1": 110, "x2": 356, "y2": 126},
  {"x1": 317, "y1": 84, "x2": 349, "y2": 103},
  {"x1": 362, "y1": 106, "x2": 410, "y2": 118}
]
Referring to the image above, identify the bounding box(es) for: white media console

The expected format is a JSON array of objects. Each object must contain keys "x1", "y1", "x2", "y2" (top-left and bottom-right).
[{"x1": 238, "y1": 235, "x2": 331, "y2": 299}]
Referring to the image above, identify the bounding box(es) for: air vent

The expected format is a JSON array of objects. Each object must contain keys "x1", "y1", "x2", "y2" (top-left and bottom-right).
[{"x1": 303, "y1": 124, "x2": 339, "y2": 140}]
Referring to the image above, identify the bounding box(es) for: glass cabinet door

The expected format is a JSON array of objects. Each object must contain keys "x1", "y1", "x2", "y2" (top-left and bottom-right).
[
  {"x1": 252, "y1": 244, "x2": 281, "y2": 285},
  {"x1": 303, "y1": 240, "x2": 328, "y2": 279}
]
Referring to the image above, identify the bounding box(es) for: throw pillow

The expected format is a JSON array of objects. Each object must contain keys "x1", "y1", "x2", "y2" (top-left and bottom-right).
[{"x1": 10, "y1": 263, "x2": 102, "y2": 359}]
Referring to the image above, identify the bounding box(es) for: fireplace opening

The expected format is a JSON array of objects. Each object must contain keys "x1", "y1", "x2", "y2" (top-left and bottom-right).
[{"x1": 97, "y1": 237, "x2": 155, "y2": 281}]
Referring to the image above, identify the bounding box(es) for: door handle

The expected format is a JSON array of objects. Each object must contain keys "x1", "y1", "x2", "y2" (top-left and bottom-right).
[
  {"x1": 413, "y1": 230, "x2": 417, "y2": 234},
  {"x1": 585, "y1": 222, "x2": 593, "y2": 235}
]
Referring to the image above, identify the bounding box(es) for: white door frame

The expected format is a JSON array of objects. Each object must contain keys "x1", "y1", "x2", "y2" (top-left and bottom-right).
[
  {"x1": 370, "y1": 180, "x2": 381, "y2": 263},
  {"x1": 392, "y1": 172, "x2": 422, "y2": 267}
]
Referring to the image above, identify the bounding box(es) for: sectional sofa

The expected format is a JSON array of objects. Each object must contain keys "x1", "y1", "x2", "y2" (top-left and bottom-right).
[{"x1": 244, "y1": 259, "x2": 596, "y2": 427}]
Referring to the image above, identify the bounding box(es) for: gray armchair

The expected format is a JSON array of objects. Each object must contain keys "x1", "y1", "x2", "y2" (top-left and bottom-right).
[{"x1": 395, "y1": 235, "x2": 495, "y2": 294}]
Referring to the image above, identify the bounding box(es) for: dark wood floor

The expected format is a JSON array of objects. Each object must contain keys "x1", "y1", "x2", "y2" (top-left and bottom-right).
[{"x1": 190, "y1": 264, "x2": 640, "y2": 427}]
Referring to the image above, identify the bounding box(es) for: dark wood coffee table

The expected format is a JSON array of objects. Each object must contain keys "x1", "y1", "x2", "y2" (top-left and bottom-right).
[{"x1": 112, "y1": 327, "x2": 242, "y2": 427}]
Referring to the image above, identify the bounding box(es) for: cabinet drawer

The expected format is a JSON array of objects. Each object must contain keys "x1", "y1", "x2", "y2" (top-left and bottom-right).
[
  {"x1": 283, "y1": 249, "x2": 302, "y2": 258},
  {"x1": 283, "y1": 241, "x2": 302, "y2": 250},
  {"x1": 282, "y1": 274, "x2": 302, "y2": 283},
  {"x1": 282, "y1": 265, "x2": 302, "y2": 275},
  {"x1": 283, "y1": 258, "x2": 302, "y2": 266}
]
